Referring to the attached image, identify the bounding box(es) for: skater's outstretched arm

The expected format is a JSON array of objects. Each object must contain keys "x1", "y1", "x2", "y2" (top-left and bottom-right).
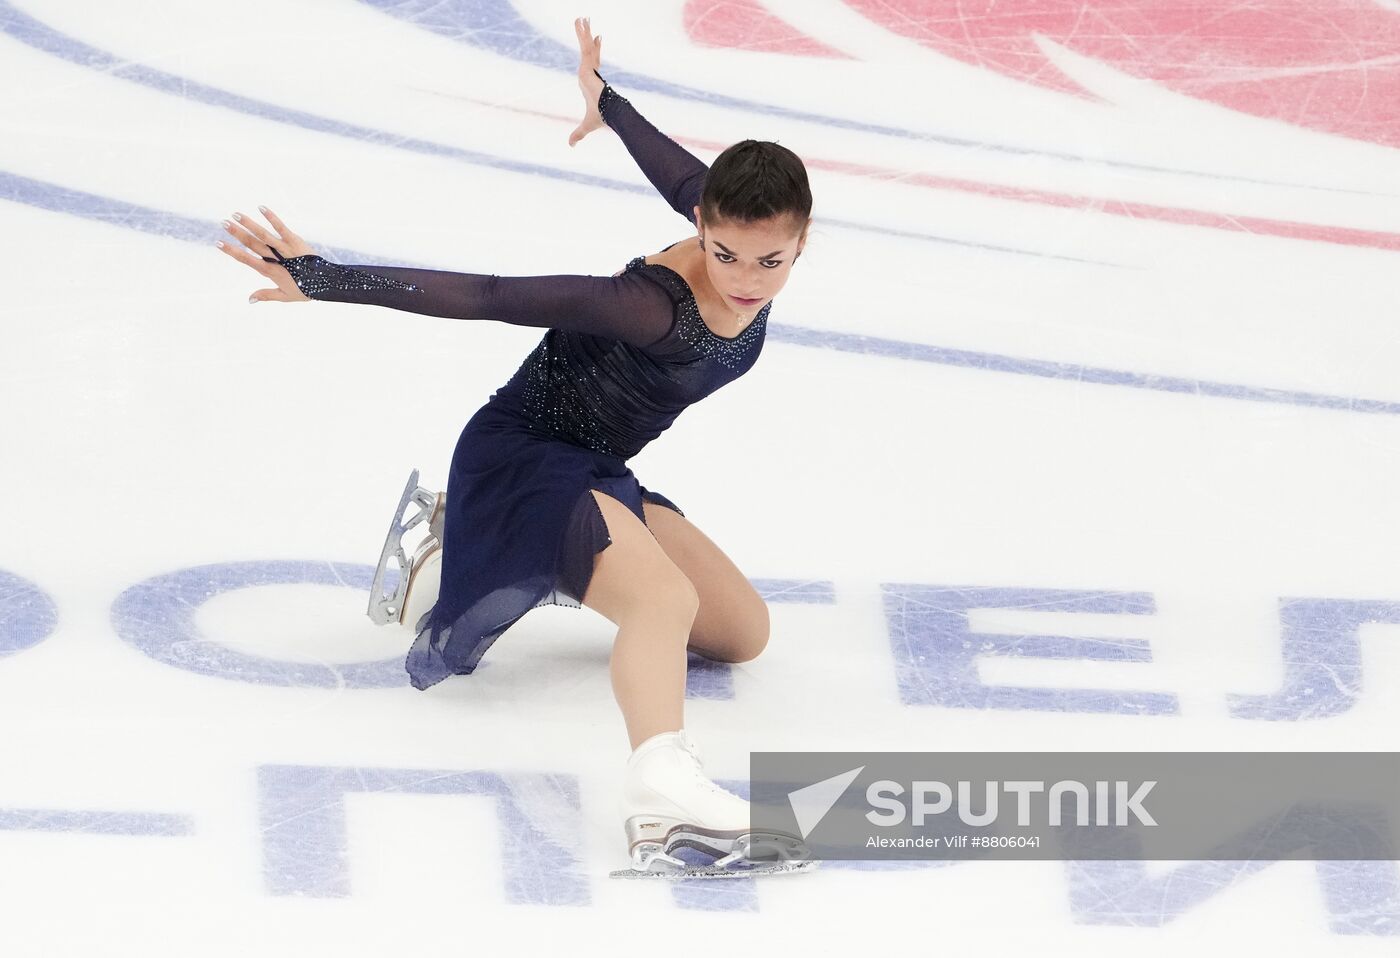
[
  {"x1": 568, "y1": 17, "x2": 707, "y2": 226},
  {"x1": 283, "y1": 256, "x2": 675, "y2": 347},
  {"x1": 216, "y1": 207, "x2": 675, "y2": 349}
]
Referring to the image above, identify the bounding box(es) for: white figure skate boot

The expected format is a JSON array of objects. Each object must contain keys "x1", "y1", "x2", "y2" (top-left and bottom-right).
[
  {"x1": 366, "y1": 468, "x2": 445, "y2": 633},
  {"x1": 610, "y1": 729, "x2": 817, "y2": 879}
]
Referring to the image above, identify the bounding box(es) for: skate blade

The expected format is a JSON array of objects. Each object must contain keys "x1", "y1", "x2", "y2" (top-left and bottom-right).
[
  {"x1": 613, "y1": 828, "x2": 818, "y2": 880},
  {"x1": 608, "y1": 859, "x2": 820, "y2": 880},
  {"x1": 662, "y1": 825, "x2": 812, "y2": 863},
  {"x1": 366, "y1": 468, "x2": 441, "y2": 625}
]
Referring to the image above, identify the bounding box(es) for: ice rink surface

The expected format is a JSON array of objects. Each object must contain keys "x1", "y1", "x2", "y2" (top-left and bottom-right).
[{"x1": 2, "y1": 0, "x2": 1399, "y2": 952}]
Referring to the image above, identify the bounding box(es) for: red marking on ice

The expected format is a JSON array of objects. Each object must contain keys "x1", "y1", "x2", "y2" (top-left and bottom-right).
[
  {"x1": 682, "y1": 0, "x2": 853, "y2": 58},
  {"x1": 844, "y1": 0, "x2": 1400, "y2": 149},
  {"x1": 471, "y1": 96, "x2": 1400, "y2": 252},
  {"x1": 874, "y1": 167, "x2": 1400, "y2": 252},
  {"x1": 710, "y1": 132, "x2": 1400, "y2": 251}
]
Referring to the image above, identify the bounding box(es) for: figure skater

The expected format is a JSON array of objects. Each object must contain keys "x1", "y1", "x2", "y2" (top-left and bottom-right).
[{"x1": 216, "y1": 17, "x2": 813, "y2": 878}]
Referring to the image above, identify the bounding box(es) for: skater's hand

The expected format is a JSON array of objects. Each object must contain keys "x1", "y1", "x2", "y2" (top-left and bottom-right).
[
  {"x1": 568, "y1": 16, "x2": 606, "y2": 148},
  {"x1": 216, "y1": 207, "x2": 315, "y2": 303}
]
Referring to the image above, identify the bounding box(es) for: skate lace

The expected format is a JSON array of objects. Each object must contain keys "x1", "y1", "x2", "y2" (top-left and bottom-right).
[{"x1": 677, "y1": 735, "x2": 733, "y2": 798}]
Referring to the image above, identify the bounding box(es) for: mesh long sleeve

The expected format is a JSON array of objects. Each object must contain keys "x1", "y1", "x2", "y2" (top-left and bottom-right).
[
  {"x1": 263, "y1": 74, "x2": 705, "y2": 347},
  {"x1": 273, "y1": 253, "x2": 675, "y2": 349},
  {"x1": 594, "y1": 70, "x2": 707, "y2": 226}
]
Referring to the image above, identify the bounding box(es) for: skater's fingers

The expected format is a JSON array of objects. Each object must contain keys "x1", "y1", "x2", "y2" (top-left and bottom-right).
[
  {"x1": 257, "y1": 206, "x2": 298, "y2": 240},
  {"x1": 216, "y1": 238, "x2": 278, "y2": 279},
  {"x1": 214, "y1": 238, "x2": 259, "y2": 267},
  {"x1": 231, "y1": 211, "x2": 278, "y2": 247},
  {"x1": 222, "y1": 218, "x2": 272, "y2": 256},
  {"x1": 247, "y1": 287, "x2": 291, "y2": 304},
  {"x1": 225, "y1": 210, "x2": 317, "y2": 259},
  {"x1": 574, "y1": 16, "x2": 599, "y2": 65}
]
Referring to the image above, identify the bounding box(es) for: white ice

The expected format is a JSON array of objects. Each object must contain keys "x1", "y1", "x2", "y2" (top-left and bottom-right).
[{"x1": 1, "y1": 0, "x2": 1398, "y2": 953}]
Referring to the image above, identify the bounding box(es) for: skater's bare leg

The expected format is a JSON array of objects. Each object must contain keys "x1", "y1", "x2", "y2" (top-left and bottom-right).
[
  {"x1": 581, "y1": 490, "x2": 699, "y2": 751},
  {"x1": 640, "y1": 499, "x2": 769, "y2": 665}
]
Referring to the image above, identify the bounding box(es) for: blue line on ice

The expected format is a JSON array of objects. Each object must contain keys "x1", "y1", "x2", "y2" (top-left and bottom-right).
[{"x1": 4, "y1": 168, "x2": 1396, "y2": 417}]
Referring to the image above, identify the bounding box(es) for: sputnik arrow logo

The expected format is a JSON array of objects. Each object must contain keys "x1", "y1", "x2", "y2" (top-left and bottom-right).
[{"x1": 786, "y1": 766, "x2": 865, "y2": 840}]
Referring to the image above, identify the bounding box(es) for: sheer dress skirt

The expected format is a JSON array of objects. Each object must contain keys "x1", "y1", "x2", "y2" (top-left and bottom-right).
[{"x1": 405, "y1": 400, "x2": 684, "y2": 690}]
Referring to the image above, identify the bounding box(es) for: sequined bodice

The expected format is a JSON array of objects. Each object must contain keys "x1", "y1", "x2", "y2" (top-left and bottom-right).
[
  {"x1": 494, "y1": 257, "x2": 769, "y2": 459},
  {"x1": 622, "y1": 256, "x2": 768, "y2": 365}
]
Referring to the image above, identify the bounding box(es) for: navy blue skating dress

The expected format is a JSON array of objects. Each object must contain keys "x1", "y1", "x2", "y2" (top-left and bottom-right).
[{"x1": 278, "y1": 77, "x2": 772, "y2": 690}]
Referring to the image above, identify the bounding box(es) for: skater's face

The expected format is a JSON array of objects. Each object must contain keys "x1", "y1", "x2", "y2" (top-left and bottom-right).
[{"x1": 693, "y1": 210, "x2": 808, "y2": 317}]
